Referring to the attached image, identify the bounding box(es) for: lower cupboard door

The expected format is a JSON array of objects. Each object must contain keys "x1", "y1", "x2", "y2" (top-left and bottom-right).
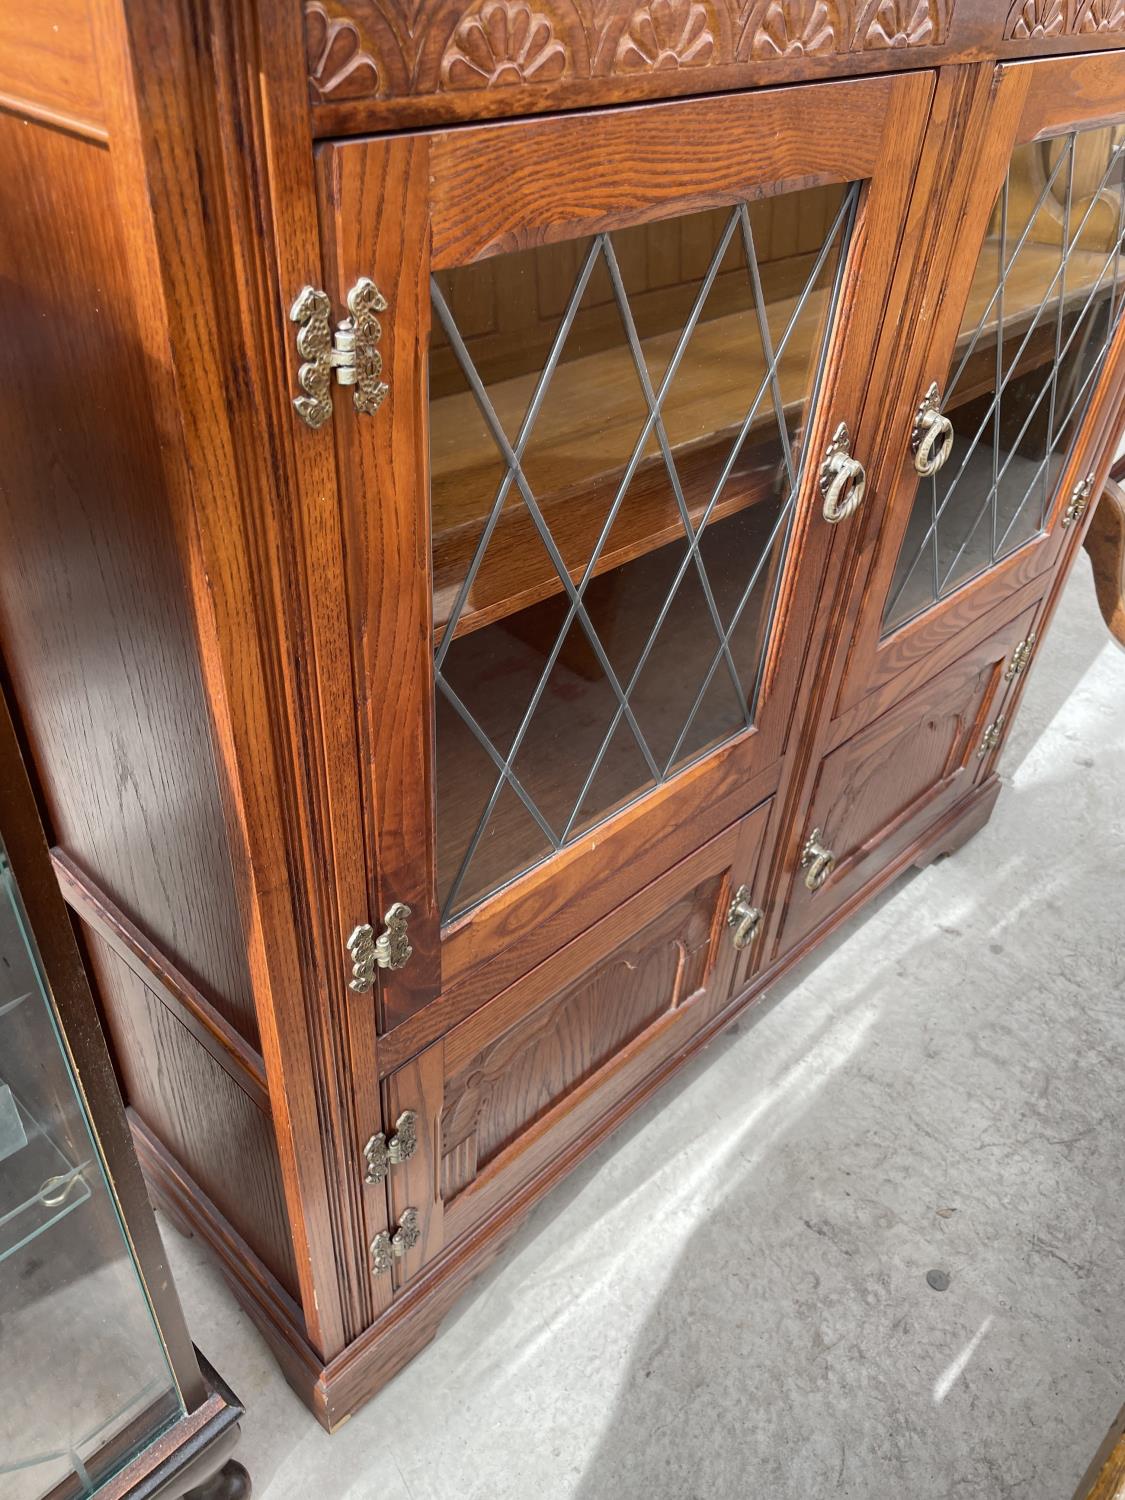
[
  {"x1": 777, "y1": 600, "x2": 1042, "y2": 957},
  {"x1": 377, "y1": 798, "x2": 772, "y2": 1289}
]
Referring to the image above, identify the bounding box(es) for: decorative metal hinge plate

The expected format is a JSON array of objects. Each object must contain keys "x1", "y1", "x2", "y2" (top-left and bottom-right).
[
  {"x1": 1062, "y1": 472, "x2": 1095, "y2": 528},
  {"x1": 289, "y1": 276, "x2": 389, "y2": 430},
  {"x1": 1004, "y1": 634, "x2": 1036, "y2": 682},
  {"x1": 363, "y1": 1111, "x2": 418, "y2": 1185},
  {"x1": 370, "y1": 1208, "x2": 420, "y2": 1276},
  {"x1": 346, "y1": 902, "x2": 413, "y2": 992},
  {"x1": 977, "y1": 714, "x2": 1006, "y2": 758}
]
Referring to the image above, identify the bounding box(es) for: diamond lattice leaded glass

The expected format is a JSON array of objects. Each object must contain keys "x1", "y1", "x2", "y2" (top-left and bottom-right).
[
  {"x1": 430, "y1": 185, "x2": 860, "y2": 920},
  {"x1": 884, "y1": 125, "x2": 1125, "y2": 634}
]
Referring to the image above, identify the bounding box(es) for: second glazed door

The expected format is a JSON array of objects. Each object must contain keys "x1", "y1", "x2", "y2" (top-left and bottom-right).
[
  {"x1": 319, "y1": 72, "x2": 937, "y2": 1041},
  {"x1": 835, "y1": 53, "x2": 1125, "y2": 721}
]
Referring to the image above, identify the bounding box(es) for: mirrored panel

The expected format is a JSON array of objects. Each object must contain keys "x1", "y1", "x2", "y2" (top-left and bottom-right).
[
  {"x1": 884, "y1": 125, "x2": 1125, "y2": 634},
  {"x1": 430, "y1": 183, "x2": 859, "y2": 920}
]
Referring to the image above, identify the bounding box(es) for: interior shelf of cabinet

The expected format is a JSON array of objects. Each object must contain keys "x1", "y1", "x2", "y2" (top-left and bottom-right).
[
  {"x1": 430, "y1": 276, "x2": 820, "y2": 647},
  {"x1": 944, "y1": 244, "x2": 1117, "y2": 412}
]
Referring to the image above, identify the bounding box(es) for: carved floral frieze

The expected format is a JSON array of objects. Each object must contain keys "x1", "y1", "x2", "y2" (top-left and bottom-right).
[
  {"x1": 1004, "y1": 0, "x2": 1125, "y2": 36},
  {"x1": 304, "y1": 0, "x2": 953, "y2": 104}
]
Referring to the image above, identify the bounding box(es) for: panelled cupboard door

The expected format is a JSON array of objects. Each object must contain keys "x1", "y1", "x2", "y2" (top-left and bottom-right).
[
  {"x1": 777, "y1": 599, "x2": 1042, "y2": 957},
  {"x1": 315, "y1": 73, "x2": 936, "y2": 1037},
  {"x1": 378, "y1": 800, "x2": 772, "y2": 1285},
  {"x1": 835, "y1": 53, "x2": 1125, "y2": 722}
]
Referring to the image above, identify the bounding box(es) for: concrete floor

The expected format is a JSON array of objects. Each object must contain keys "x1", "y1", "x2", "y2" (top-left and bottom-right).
[{"x1": 164, "y1": 556, "x2": 1125, "y2": 1500}]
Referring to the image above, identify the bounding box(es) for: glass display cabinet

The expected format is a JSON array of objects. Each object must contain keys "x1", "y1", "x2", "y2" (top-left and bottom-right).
[{"x1": 0, "y1": 685, "x2": 249, "y2": 1500}]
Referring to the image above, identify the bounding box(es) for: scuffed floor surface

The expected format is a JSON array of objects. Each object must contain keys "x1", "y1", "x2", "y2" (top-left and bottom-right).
[{"x1": 164, "y1": 558, "x2": 1125, "y2": 1500}]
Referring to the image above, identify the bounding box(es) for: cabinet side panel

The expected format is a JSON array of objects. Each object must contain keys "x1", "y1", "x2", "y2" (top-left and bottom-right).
[
  {"x1": 0, "y1": 111, "x2": 257, "y2": 1043},
  {"x1": 85, "y1": 932, "x2": 301, "y2": 1302}
]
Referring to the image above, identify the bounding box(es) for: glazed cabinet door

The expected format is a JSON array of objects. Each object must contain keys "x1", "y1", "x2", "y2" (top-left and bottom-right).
[
  {"x1": 833, "y1": 54, "x2": 1125, "y2": 723},
  {"x1": 315, "y1": 74, "x2": 935, "y2": 1042}
]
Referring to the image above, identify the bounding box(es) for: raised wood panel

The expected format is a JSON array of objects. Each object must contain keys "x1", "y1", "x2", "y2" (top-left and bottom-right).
[
  {"x1": 380, "y1": 801, "x2": 770, "y2": 1284},
  {"x1": 0, "y1": 0, "x2": 105, "y2": 138},
  {"x1": 85, "y1": 933, "x2": 301, "y2": 1300},
  {"x1": 0, "y1": 109, "x2": 258, "y2": 1045},
  {"x1": 440, "y1": 874, "x2": 721, "y2": 1200},
  {"x1": 777, "y1": 602, "x2": 1041, "y2": 955}
]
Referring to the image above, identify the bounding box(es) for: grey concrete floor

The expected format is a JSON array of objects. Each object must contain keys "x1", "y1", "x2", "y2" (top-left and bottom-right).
[{"x1": 164, "y1": 557, "x2": 1125, "y2": 1500}]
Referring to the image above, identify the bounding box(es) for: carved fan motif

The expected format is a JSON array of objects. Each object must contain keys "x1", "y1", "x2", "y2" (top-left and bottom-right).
[
  {"x1": 859, "y1": 0, "x2": 942, "y2": 46},
  {"x1": 615, "y1": 0, "x2": 718, "y2": 71},
  {"x1": 1004, "y1": 0, "x2": 1067, "y2": 36},
  {"x1": 305, "y1": 2, "x2": 381, "y2": 100},
  {"x1": 1077, "y1": 0, "x2": 1125, "y2": 30},
  {"x1": 740, "y1": 0, "x2": 841, "y2": 59},
  {"x1": 440, "y1": 0, "x2": 571, "y2": 88}
]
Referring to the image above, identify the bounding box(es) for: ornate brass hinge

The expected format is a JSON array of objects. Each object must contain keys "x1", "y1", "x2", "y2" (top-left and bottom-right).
[
  {"x1": 370, "y1": 1209, "x2": 420, "y2": 1276},
  {"x1": 977, "y1": 714, "x2": 1006, "y2": 758},
  {"x1": 289, "y1": 276, "x2": 389, "y2": 430},
  {"x1": 1062, "y1": 472, "x2": 1095, "y2": 528},
  {"x1": 363, "y1": 1111, "x2": 418, "y2": 1184},
  {"x1": 1004, "y1": 634, "x2": 1036, "y2": 682},
  {"x1": 346, "y1": 903, "x2": 413, "y2": 992}
]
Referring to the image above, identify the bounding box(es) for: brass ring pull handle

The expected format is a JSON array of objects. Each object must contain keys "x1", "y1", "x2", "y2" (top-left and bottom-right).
[
  {"x1": 801, "y1": 829, "x2": 836, "y2": 892},
  {"x1": 820, "y1": 422, "x2": 867, "y2": 524},
  {"x1": 912, "y1": 382, "x2": 955, "y2": 478},
  {"x1": 726, "y1": 885, "x2": 764, "y2": 951}
]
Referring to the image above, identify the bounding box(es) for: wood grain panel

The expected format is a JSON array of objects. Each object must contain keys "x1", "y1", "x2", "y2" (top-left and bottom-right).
[
  {"x1": 86, "y1": 933, "x2": 301, "y2": 1299},
  {"x1": 440, "y1": 874, "x2": 720, "y2": 1199},
  {"x1": 0, "y1": 109, "x2": 258, "y2": 1043},
  {"x1": 317, "y1": 132, "x2": 441, "y2": 1032},
  {"x1": 777, "y1": 602, "x2": 1039, "y2": 956},
  {"x1": 54, "y1": 848, "x2": 270, "y2": 1111},
  {"x1": 428, "y1": 77, "x2": 893, "y2": 266},
  {"x1": 0, "y1": 0, "x2": 104, "y2": 139}
]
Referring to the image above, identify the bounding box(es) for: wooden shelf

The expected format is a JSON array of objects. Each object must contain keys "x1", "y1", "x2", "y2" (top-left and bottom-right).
[
  {"x1": 430, "y1": 242, "x2": 1117, "y2": 647},
  {"x1": 436, "y1": 497, "x2": 781, "y2": 915},
  {"x1": 431, "y1": 266, "x2": 826, "y2": 643},
  {"x1": 947, "y1": 242, "x2": 1115, "y2": 410}
]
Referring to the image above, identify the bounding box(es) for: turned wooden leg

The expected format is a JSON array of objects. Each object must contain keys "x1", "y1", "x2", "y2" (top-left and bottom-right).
[
  {"x1": 184, "y1": 1459, "x2": 252, "y2": 1500},
  {"x1": 1083, "y1": 476, "x2": 1125, "y2": 647}
]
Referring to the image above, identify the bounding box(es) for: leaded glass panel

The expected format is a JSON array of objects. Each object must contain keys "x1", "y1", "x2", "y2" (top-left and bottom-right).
[
  {"x1": 430, "y1": 185, "x2": 859, "y2": 920},
  {"x1": 884, "y1": 125, "x2": 1125, "y2": 635}
]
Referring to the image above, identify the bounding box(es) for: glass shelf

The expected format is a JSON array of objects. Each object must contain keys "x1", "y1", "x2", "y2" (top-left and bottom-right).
[{"x1": 0, "y1": 1082, "x2": 92, "y2": 1265}]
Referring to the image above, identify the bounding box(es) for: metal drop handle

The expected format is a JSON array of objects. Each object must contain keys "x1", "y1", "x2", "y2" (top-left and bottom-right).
[
  {"x1": 801, "y1": 829, "x2": 836, "y2": 892},
  {"x1": 912, "y1": 382, "x2": 955, "y2": 478},
  {"x1": 726, "y1": 886, "x2": 763, "y2": 950},
  {"x1": 820, "y1": 422, "x2": 867, "y2": 524}
]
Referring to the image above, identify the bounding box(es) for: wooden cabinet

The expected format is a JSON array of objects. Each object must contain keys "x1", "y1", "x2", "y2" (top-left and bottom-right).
[{"x1": 3, "y1": 0, "x2": 1125, "y2": 1431}]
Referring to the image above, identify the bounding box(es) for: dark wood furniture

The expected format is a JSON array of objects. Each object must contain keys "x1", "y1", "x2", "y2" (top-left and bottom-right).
[
  {"x1": 1086, "y1": 459, "x2": 1125, "y2": 643},
  {"x1": 2, "y1": 0, "x2": 1124, "y2": 1433},
  {"x1": 0, "y1": 682, "x2": 249, "y2": 1497}
]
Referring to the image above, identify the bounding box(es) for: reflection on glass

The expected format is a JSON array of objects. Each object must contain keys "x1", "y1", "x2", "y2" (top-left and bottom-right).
[
  {"x1": 0, "y1": 841, "x2": 182, "y2": 1499},
  {"x1": 884, "y1": 125, "x2": 1125, "y2": 634},
  {"x1": 430, "y1": 184, "x2": 859, "y2": 919}
]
